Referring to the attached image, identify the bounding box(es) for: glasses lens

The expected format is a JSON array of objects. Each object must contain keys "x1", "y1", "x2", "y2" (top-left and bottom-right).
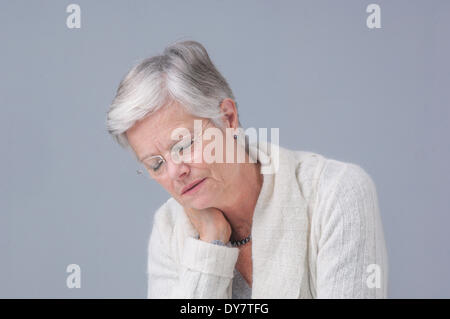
[
  {"x1": 138, "y1": 156, "x2": 165, "y2": 179},
  {"x1": 171, "y1": 136, "x2": 196, "y2": 164}
]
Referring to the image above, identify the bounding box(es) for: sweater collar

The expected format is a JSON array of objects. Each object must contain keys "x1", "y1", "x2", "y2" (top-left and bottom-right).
[{"x1": 249, "y1": 141, "x2": 309, "y2": 298}]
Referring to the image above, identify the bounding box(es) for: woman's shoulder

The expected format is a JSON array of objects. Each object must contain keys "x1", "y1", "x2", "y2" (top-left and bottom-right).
[
  {"x1": 294, "y1": 151, "x2": 379, "y2": 226},
  {"x1": 314, "y1": 155, "x2": 377, "y2": 199},
  {"x1": 287, "y1": 148, "x2": 376, "y2": 204},
  {"x1": 288, "y1": 148, "x2": 374, "y2": 189}
]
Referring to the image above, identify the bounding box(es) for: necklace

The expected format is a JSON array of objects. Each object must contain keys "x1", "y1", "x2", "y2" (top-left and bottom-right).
[{"x1": 230, "y1": 234, "x2": 252, "y2": 247}]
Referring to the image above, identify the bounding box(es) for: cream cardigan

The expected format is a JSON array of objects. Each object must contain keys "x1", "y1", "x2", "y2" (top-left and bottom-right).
[{"x1": 146, "y1": 142, "x2": 388, "y2": 298}]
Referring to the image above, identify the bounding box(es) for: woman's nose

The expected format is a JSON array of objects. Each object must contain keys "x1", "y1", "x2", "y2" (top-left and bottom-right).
[{"x1": 166, "y1": 157, "x2": 190, "y2": 180}]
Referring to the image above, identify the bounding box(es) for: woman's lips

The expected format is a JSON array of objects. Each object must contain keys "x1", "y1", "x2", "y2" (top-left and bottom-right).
[{"x1": 181, "y1": 178, "x2": 207, "y2": 195}]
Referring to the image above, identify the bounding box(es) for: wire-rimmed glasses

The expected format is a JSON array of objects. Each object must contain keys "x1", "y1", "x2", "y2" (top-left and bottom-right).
[{"x1": 136, "y1": 120, "x2": 212, "y2": 179}]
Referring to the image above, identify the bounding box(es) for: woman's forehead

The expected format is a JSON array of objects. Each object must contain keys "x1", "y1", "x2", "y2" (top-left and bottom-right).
[{"x1": 131, "y1": 104, "x2": 193, "y2": 136}]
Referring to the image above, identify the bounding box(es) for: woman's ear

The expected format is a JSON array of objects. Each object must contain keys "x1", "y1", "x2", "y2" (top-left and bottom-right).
[{"x1": 219, "y1": 98, "x2": 239, "y2": 129}]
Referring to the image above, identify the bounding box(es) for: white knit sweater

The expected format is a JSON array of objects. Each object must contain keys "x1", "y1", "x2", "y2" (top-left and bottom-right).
[{"x1": 146, "y1": 142, "x2": 388, "y2": 298}]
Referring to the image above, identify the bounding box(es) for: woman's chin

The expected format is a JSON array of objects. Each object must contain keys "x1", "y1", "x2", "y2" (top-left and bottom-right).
[
  {"x1": 186, "y1": 196, "x2": 216, "y2": 211},
  {"x1": 189, "y1": 200, "x2": 212, "y2": 211}
]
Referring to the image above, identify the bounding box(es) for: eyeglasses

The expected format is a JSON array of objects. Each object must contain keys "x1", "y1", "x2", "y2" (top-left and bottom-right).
[{"x1": 136, "y1": 120, "x2": 213, "y2": 179}]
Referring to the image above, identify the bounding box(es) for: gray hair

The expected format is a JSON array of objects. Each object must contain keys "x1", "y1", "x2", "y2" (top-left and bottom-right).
[{"x1": 106, "y1": 40, "x2": 239, "y2": 149}]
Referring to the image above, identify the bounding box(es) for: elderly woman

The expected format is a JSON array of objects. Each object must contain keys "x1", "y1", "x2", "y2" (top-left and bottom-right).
[{"x1": 106, "y1": 41, "x2": 388, "y2": 299}]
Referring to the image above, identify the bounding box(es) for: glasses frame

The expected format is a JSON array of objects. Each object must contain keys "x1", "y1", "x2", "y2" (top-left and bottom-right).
[{"x1": 136, "y1": 119, "x2": 215, "y2": 179}]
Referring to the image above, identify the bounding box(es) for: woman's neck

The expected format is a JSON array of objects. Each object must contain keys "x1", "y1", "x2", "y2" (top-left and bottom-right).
[{"x1": 219, "y1": 161, "x2": 263, "y2": 243}]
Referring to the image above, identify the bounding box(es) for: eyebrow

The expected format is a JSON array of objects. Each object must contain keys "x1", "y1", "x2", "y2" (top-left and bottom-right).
[{"x1": 139, "y1": 128, "x2": 195, "y2": 162}]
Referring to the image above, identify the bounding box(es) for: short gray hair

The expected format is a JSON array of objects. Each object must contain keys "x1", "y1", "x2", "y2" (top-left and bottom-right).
[{"x1": 106, "y1": 40, "x2": 238, "y2": 149}]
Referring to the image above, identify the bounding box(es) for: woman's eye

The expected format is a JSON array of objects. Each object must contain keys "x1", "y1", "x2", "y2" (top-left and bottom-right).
[
  {"x1": 151, "y1": 160, "x2": 163, "y2": 171},
  {"x1": 178, "y1": 139, "x2": 194, "y2": 153}
]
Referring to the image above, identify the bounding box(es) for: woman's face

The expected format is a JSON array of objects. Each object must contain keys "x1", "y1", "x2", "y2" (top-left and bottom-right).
[{"x1": 126, "y1": 102, "x2": 241, "y2": 210}]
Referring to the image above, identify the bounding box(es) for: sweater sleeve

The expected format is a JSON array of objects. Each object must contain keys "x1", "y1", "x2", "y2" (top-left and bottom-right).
[
  {"x1": 146, "y1": 211, "x2": 240, "y2": 299},
  {"x1": 314, "y1": 162, "x2": 388, "y2": 298}
]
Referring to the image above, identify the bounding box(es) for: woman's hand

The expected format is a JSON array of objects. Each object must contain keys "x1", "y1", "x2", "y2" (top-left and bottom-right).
[{"x1": 184, "y1": 207, "x2": 232, "y2": 244}]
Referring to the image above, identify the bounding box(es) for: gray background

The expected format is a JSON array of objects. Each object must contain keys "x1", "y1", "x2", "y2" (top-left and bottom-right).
[{"x1": 1, "y1": 0, "x2": 449, "y2": 298}]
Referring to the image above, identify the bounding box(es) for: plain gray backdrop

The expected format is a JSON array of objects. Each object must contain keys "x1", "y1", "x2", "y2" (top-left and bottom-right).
[{"x1": 1, "y1": 0, "x2": 449, "y2": 298}]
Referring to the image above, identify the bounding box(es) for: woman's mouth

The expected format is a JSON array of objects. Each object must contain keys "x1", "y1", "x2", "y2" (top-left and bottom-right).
[{"x1": 181, "y1": 178, "x2": 207, "y2": 195}]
